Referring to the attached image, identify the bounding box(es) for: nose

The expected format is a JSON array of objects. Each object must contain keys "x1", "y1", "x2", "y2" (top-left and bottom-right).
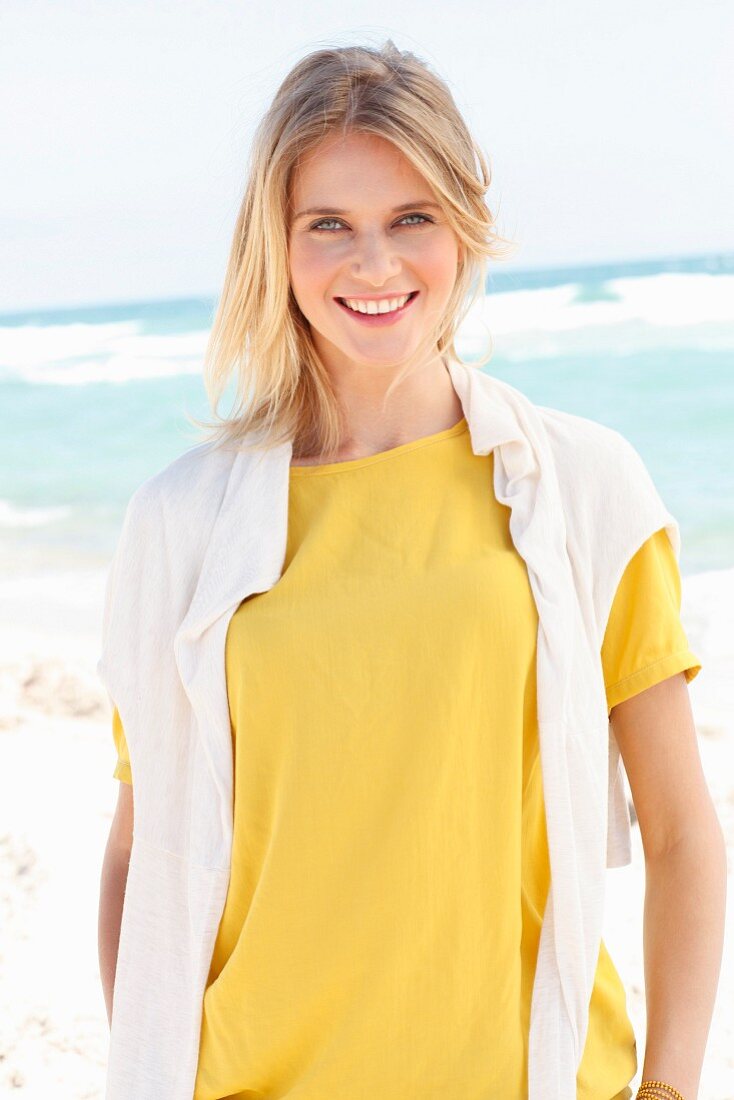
[{"x1": 349, "y1": 231, "x2": 402, "y2": 286}]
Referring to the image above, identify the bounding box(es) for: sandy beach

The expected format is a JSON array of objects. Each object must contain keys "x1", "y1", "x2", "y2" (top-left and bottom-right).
[{"x1": 0, "y1": 564, "x2": 731, "y2": 1099}]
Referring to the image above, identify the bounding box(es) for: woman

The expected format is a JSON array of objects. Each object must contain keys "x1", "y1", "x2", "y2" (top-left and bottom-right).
[{"x1": 97, "y1": 41, "x2": 726, "y2": 1100}]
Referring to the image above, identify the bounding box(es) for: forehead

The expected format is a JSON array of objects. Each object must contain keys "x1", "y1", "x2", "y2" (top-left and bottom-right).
[{"x1": 290, "y1": 132, "x2": 432, "y2": 207}]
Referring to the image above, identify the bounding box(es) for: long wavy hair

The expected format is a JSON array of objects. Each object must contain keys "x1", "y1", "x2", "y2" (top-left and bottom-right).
[{"x1": 190, "y1": 39, "x2": 517, "y2": 460}]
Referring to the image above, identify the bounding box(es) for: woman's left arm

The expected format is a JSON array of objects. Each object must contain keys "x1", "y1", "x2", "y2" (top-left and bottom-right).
[{"x1": 611, "y1": 672, "x2": 728, "y2": 1100}]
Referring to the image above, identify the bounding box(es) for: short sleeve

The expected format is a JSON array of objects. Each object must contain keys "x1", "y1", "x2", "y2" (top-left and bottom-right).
[
  {"x1": 602, "y1": 527, "x2": 702, "y2": 714},
  {"x1": 112, "y1": 705, "x2": 133, "y2": 785}
]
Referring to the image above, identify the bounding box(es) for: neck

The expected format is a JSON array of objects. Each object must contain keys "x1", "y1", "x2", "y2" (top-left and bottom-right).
[{"x1": 296, "y1": 354, "x2": 464, "y2": 465}]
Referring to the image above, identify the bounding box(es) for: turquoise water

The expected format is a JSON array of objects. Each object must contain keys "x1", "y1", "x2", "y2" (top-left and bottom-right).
[{"x1": 1, "y1": 252, "x2": 732, "y2": 577}]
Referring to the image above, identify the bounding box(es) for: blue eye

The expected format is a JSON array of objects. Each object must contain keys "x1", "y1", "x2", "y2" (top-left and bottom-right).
[
  {"x1": 399, "y1": 214, "x2": 431, "y2": 226},
  {"x1": 309, "y1": 213, "x2": 432, "y2": 232},
  {"x1": 311, "y1": 218, "x2": 343, "y2": 232}
]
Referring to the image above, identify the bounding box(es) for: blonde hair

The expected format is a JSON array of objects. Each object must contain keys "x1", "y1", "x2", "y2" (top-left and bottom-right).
[{"x1": 190, "y1": 39, "x2": 517, "y2": 460}]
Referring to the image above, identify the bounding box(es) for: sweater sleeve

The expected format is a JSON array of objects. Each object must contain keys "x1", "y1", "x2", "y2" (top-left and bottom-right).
[
  {"x1": 112, "y1": 705, "x2": 133, "y2": 786},
  {"x1": 601, "y1": 526, "x2": 701, "y2": 714}
]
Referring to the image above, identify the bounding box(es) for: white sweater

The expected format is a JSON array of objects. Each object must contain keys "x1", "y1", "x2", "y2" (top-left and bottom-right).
[{"x1": 98, "y1": 359, "x2": 680, "y2": 1099}]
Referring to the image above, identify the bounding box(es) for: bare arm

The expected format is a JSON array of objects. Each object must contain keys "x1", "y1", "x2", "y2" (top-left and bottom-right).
[
  {"x1": 98, "y1": 780, "x2": 134, "y2": 1028},
  {"x1": 611, "y1": 672, "x2": 727, "y2": 1100}
]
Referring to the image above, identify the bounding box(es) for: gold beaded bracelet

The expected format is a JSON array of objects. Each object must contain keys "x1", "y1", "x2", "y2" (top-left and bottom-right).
[{"x1": 636, "y1": 1081, "x2": 686, "y2": 1100}]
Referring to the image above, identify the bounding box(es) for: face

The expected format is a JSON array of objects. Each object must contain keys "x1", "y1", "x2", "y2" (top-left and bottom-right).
[{"x1": 287, "y1": 130, "x2": 462, "y2": 375}]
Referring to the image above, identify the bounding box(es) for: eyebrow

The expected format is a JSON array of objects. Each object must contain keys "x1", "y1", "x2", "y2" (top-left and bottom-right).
[{"x1": 292, "y1": 200, "x2": 443, "y2": 220}]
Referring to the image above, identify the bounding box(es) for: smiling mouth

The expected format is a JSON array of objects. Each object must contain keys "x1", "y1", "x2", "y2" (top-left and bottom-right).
[{"x1": 335, "y1": 290, "x2": 419, "y2": 316}]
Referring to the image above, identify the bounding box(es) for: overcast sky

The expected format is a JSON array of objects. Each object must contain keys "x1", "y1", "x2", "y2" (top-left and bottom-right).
[{"x1": 1, "y1": 0, "x2": 732, "y2": 313}]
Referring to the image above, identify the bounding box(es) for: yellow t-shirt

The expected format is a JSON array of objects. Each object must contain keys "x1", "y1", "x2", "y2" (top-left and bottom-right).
[{"x1": 111, "y1": 415, "x2": 701, "y2": 1100}]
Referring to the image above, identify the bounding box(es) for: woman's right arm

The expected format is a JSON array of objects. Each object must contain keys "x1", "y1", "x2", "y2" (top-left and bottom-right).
[{"x1": 98, "y1": 780, "x2": 134, "y2": 1028}]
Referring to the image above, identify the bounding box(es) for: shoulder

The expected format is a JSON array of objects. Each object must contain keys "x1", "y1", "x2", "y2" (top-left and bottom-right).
[
  {"x1": 121, "y1": 438, "x2": 238, "y2": 533},
  {"x1": 535, "y1": 403, "x2": 661, "y2": 510},
  {"x1": 102, "y1": 440, "x2": 240, "y2": 633},
  {"x1": 537, "y1": 403, "x2": 643, "y2": 472},
  {"x1": 534, "y1": 401, "x2": 679, "y2": 635},
  {"x1": 534, "y1": 400, "x2": 674, "y2": 551},
  {"x1": 468, "y1": 366, "x2": 650, "y2": 492}
]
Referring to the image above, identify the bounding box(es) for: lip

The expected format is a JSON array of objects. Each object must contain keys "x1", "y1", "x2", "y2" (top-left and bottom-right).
[{"x1": 334, "y1": 290, "x2": 419, "y2": 327}]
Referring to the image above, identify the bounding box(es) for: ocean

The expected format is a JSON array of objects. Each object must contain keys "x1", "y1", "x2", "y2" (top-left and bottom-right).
[{"x1": 1, "y1": 251, "x2": 732, "y2": 581}]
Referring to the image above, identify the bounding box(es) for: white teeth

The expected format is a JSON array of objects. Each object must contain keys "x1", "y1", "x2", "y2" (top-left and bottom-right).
[{"x1": 341, "y1": 293, "x2": 412, "y2": 315}]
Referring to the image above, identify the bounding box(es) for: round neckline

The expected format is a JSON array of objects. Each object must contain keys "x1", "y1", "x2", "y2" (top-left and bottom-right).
[{"x1": 289, "y1": 416, "x2": 468, "y2": 476}]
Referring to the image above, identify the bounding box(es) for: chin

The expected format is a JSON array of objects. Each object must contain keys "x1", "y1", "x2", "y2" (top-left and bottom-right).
[{"x1": 345, "y1": 345, "x2": 416, "y2": 367}]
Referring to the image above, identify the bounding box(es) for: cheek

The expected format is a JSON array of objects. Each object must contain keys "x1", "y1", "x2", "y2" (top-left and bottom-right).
[
  {"x1": 289, "y1": 240, "x2": 337, "y2": 301},
  {"x1": 408, "y1": 234, "x2": 459, "y2": 290},
  {"x1": 417, "y1": 254, "x2": 458, "y2": 301}
]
